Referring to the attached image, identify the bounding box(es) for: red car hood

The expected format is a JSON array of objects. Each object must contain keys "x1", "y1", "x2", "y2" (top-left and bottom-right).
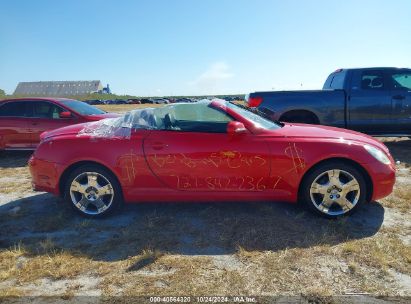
[
  {"x1": 83, "y1": 113, "x2": 120, "y2": 121},
  {"x1": 272, "y1": 123, "x2": 389, "y2": 153}
]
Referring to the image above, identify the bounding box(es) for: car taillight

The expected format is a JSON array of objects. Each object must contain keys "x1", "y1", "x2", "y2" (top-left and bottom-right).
[{"x1": 248, "y1": 96, "x2": 263, "y2": 107}]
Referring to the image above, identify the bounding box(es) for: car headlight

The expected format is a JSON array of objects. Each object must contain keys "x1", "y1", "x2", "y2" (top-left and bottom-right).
[{"x1": 364, "y1": 144, "x2": 391, "y2": 165}]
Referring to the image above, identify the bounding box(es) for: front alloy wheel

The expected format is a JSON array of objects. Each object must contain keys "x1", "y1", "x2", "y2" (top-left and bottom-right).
[
  {"x1": 65, "y1": 165, "x2": 122, "y2": 217},
  {"x1": 301, "y1": 162, "x2": 367, "y2": 218}
]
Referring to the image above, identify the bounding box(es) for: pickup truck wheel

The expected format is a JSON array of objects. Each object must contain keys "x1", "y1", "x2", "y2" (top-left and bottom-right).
[
  {"x1": 64, "y1": 165, "x2": 123, "y2": 218},
  {"x1": 300, "y1": 162, "x2": 366, "y2": 218}
]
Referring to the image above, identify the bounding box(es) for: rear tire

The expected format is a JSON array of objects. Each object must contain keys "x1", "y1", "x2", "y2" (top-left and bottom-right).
[
  {"x1": 300, "y1": 162, "x2": 367, "y2": 218},
  {"x1": 64, "y1": 164, "x2": 123, "y2": 218}
]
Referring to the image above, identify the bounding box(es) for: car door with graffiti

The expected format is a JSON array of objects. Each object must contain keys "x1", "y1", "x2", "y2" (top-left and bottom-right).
[
  {"x1": 142, "y1": 103, "x2": 271, "y2": 192},
  {"x1": 144, "y1": 130, "x2": 271, "y2": 192}
]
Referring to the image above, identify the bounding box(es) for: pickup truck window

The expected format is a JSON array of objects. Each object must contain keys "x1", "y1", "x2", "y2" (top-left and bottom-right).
[
  {"x1": 361, "y1": 71, "x2": 385, "y2": 90},
  {"x1": 390, "y1": 72, "x2": 411, "y2": 90},
  {"x1": 329, "y1": 73, "x2": 345, "y2": 89},
  {"x1": 323, "y1": 70, "x2": 346, "y2": 89}
]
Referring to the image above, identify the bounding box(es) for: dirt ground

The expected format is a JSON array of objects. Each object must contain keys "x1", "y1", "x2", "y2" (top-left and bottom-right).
[{"x1": 0, "y1": 114, "x2": 410, "y2": 303}]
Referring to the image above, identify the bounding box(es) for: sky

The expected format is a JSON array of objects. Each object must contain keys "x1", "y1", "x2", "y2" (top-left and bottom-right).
[{"x1": 0, "y1": 0, "x2": 410, "y2": 96}]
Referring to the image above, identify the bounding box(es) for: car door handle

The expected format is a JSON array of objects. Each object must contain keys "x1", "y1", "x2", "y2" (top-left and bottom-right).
[
  {"x1": 152, "y1": 143, "x2": 168, "y2": 150},
  {"x1": 31, "y1": 122, "x2": 39, "y2": 126},
  {"x1": 392, "y1": 95, "x2": 405, "y2": 100}
]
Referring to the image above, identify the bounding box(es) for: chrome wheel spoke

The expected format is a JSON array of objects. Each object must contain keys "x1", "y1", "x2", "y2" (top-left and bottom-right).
[
  {"x1": 327, "y1": 169, "x2": 343, "y2": 188},
  {"x1": 336, "y1": 197, "x2": 354, "y2": 212},
  {"x1": 98, "y1": 184, "x2": 113, "y2": 196},
  {"x1": 76, "y1": 197, "x2": 90, "y2": 211},
  {"x1": 318, "y1": 197, "x2": 333, "y2": 213},
  {"x1": 342, "y1": 179, "x2": 359, "y2": 194},
  {"x1": 70, "y1": 181, "x2": 87, "y2": 194},
  {"x1": 87, "y1": 173, "x2": 99, "y2": 188},
  {"x1": 91, "y1": 198, "x2": 106, "y2": 211},
  {"x1": 310, "y1": 182, "x2": 328, "y2": 195}
]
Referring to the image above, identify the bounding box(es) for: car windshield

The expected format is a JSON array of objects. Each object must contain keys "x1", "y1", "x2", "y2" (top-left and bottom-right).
[
  {"x1": 225, "y1": 102, "x2": 282, "y2": 130},
  {"x1": 58, "y1": 99, "x2": 105, "y2": 115}
]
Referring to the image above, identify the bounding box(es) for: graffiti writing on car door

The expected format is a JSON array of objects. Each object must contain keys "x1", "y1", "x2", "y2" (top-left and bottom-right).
[
  {"x1": 147, "y1": 144, "x2": 306, "y2": 191},
  {"x1": 150, "y1": 150, "x2": 267, "y2": 169}
]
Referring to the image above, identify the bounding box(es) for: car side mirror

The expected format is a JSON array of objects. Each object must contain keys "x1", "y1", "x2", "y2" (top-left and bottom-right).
[
  {"x1": 59, "y1": 111, "x2": 72, "y2": 119},
  {"x1": 227, "y1": 121, "x2": 247, "y2": 135}
]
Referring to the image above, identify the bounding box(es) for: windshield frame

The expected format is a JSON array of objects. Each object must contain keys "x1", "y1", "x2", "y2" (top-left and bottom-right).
[{"x1": 223, "y1": 101, "x2": 282, "y2": 130}]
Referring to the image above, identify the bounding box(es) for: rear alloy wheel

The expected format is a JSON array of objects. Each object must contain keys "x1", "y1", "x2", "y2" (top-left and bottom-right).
[
  {"x1": 301, "y1": 162, "x2": 366, "y2": 218},
  {"x1": 64, "y1": 165, "x2": 122, "y2": 218}
]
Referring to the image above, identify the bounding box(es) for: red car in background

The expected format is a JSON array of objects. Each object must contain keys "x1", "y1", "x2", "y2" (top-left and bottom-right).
[
  {"x1": 0, "y1": 98, "x2": 119, "y2": 150},
  {"x1": 29, "y1": 100, "x2": 396, "y2": 219}
]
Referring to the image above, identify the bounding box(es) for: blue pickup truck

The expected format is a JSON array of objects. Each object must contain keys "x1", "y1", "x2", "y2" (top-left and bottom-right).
[{"x1": 246, "y1": 67, "x2": 411, "y2": 136}]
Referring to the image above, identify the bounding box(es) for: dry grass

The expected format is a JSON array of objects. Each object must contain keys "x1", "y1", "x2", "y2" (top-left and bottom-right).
[
  {"x1": 126, "y1": 249, "x2": 164, "y2": 272},
  {"x1": 0, "y1": 287, "x2": 23, "y2": 297},
  {"x1": 0, "y1": 241, "x2": 101, "y2": 284},
  {"x1": 0, "y1": 151, "x2": 33, "y2": 196},
  {"x1": 339, "y1": 236, "x2": 411, "y2": 273},
  {"x1": 19, "y1": 252, "x2": 96, "y2": 282},
  {"x1": 1, "y1": 180, "x2": 32, "y2": 194},
  {"x1": 98, "y1": 237, "x2": 409, "y2": 296},
  {"x1": 1, "y1": 217, "x2": 410, "y2": 297},
  {"x1": 396, "y1": 187, "x2": 411, "y2": 201},
  {"x1": 235, "y1": 235, "x2": 410, "y2": 295},
  {"x1": 383, "y1": 188, "x2": 411, "y2": 212},
  {"x1": 0, "y1": 243, "x2": 26, "y2": 282},
  {"x1": 96, "y1": 103, "x2": 163, "y2": 113}
]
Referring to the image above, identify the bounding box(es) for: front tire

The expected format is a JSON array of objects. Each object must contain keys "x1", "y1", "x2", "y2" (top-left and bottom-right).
[
  {"x1": 300, "y1": 162, "x2": 367, "y2": 218},
  {"x1": 64, "y1": 165, "x2": 123, "y2": 218}
]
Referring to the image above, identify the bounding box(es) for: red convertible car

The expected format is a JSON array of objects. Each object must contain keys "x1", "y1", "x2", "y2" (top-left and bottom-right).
[
  {"x1": 0, "y1": 97, "x2": 118, "y2": 150},
  {"x1": 29, "y1": 99, "x2": 396, "y2": 218}
]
